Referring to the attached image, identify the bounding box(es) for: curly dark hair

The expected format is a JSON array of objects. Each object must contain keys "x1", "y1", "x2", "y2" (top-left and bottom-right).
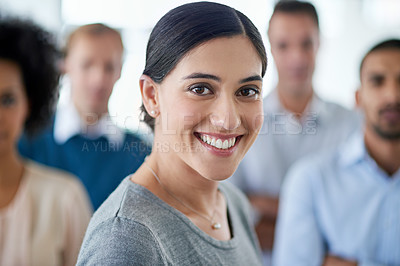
[{"x1": 0, "y1": 16, "x2": 60, "y2": 135}]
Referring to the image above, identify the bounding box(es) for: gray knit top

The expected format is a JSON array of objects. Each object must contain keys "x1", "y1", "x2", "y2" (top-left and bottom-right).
[{"x1": 77, "y1": 177, "x2": 262, "y2": 265}]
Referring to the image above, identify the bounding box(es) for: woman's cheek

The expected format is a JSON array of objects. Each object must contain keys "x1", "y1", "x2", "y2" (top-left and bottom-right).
[{"x1": 247, "y1": 103, "x2": 264, "y2": 134}]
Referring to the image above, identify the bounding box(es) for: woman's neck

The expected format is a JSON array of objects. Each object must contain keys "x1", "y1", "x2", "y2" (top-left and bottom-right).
[
  {"x1": 0, "y1": 150, "x2": 23, "y2": 184},
  {"x1": 0, "y1": 150, "x2": 24, "y2": 208},
  {"x1": 144, "y1": 152, "x2": 220, "y2": 212}
]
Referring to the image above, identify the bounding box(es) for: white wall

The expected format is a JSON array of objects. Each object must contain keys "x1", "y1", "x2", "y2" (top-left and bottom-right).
[{"x1": 0, "y1": 0, "x2": 62, "y2": 33}]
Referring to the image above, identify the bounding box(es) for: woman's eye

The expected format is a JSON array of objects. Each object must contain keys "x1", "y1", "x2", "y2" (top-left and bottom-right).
[
  {"x1": 237, "y1": 87, "x2": 259, "y2": 98},
  {"x1": 189, "y1": 85, "x2": 212, "y2": 96},
  {"x1": 0, "y1": 95, "x2": 16, "y2": 107}
]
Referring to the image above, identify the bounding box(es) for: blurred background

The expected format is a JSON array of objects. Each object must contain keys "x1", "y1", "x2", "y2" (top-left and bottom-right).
[{"x1": 1, "y1": 0, "x2": 399, "y2": 134}]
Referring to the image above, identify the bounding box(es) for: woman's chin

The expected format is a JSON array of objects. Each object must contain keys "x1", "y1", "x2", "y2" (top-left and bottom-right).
[{"x1": 197, "y1": 166, "x2": 237, "y2": 182}]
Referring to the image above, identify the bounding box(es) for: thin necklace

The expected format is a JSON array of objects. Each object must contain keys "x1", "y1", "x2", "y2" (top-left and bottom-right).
[{"x1": 144, "y1": 161, "x2": 222, "y2": 230}]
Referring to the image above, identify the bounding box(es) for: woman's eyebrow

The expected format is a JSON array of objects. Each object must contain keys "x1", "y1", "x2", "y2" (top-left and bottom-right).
[
  {"x1": 183, "y1": 73, "x2": 220, "y2": 81},
  {"x1": 239, "y1": 75, "x2": 262, "y2": 84},
  {"x1": 0, "y1": 86, "x2": 16, "y2": 93},
  {"x1": 182, "y1": 73, "x2": 262, "y2": 84}
]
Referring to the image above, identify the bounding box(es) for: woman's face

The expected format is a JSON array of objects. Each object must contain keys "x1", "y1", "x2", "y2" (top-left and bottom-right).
[
  {"x1": 0, "y1": 60, "x2": 28, "y2": 156},
  {"x1": 154, "y1": 35, "x2": 264, "y2": 180}
]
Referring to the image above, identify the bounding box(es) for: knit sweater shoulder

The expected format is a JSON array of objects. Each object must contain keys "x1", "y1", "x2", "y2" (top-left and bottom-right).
[{"x1": 77, "y1": 177, "x2": 262, "y2": 266}]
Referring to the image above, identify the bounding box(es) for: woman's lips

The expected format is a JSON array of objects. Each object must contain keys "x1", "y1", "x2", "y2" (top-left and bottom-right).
[{"x1": 194, "y1": 132, "x2": 242, "y2": 156}]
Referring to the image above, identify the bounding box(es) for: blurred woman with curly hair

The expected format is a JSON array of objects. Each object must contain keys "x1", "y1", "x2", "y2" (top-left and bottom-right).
[{"x1": 0, "y1": 16, "x2": 92, "y2": 266}]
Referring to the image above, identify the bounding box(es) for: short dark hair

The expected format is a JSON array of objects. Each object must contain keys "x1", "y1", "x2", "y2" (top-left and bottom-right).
[
  {"x1": 141, "y1": 1, "x2": 268, "y2": 131},
  {"x1": 270, "y1": 0, "x2": 319, "y2": 30},
  {"x1": 360, "y1": 38, "x2": 400, "y2": 78},
  {"x1": 0, "y1": 16, "x2": 60, "y2": 135},
  {"x1": 64, "y1": 23, "x2": 123, "y2": 57}
]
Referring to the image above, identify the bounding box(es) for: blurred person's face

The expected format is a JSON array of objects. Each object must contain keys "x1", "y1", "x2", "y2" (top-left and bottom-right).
[
  {"x1": 144, "y1": 36, "x2": 264, "y2": 181},
  {"x1": 357, "y1": 49, "x2": 400, "y2": 140},
  {"x1": 65, "y1": 33, "x2": 123, "y2": 118},
  {"x1": 268, "y1": 12, "x2": 319, "y2": 97},
  {"x1": 0, "y1": 60, "x2": 28, "y2": 156}
]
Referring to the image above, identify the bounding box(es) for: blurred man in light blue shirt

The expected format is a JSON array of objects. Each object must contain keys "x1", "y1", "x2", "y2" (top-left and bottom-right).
[{"x1": 274, "y1": 39, "x2": 400, "y2": 266}]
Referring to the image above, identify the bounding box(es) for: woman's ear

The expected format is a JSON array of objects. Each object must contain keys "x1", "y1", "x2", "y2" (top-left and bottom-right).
[
  {"x1": 355, "y1": 87, "x2": 361, "y2": 109},
  {"x1": 140, "y1": 74, "x2": 159, "y2": 117}
]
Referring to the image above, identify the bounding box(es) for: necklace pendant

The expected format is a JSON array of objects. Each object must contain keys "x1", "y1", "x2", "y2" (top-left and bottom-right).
[{"x1": 211, "y1": 222, "x2": 221, "y2": 230}]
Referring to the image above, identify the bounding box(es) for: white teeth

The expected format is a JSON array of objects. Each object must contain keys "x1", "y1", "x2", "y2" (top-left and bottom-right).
[
  {"x1": 215, "y1": 139, "x2": 222, "y2": 149},
  {"x1": 222, "y1": 140, "x2": 229, "y2": 149},
  {"x1": 198, "y1": 134, "x2": 237, "y2": 150}
]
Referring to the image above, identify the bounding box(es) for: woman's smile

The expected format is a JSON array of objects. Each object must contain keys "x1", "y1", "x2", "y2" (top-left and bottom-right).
[{"x1": 194, "y1": 132, "x2": 243, "y2": 157}]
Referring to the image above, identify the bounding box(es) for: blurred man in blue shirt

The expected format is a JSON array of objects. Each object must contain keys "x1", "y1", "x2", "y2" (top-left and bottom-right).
[
  {"x1": 274, "y1": 39, "x2": 400, "y2": 266},
  {"x1": 19, "y1": 24, "x2": 150, "y2": 209}
]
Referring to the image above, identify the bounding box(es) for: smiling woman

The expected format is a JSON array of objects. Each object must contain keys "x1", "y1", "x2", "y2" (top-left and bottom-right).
[{"x1": 77, "y1": 2, "x2": 267, "y2": 265}]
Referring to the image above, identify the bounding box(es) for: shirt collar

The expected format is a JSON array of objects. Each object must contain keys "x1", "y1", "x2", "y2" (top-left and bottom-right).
[
  {"x1": 338, "y1": 131, "x2": 366, "y2": 167},
  {"x1": 339, "y1": 131, "x2": 400, "y2": 181},
  {"x1": 264, "y1": 88, "x2": 326, "y2": 124},
  {"x1": 54, "y1": 101, "x2": 124, "y2": 145}
]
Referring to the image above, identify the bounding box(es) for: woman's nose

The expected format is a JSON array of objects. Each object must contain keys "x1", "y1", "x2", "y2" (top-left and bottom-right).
[{"x1": 210, "y1": 95, "x2": 241, "y2": 131}]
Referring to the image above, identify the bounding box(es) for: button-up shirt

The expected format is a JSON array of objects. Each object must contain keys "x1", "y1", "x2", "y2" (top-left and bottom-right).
[{"x1": 273, "y1": 132, "x2": 400, "y2": 266}]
